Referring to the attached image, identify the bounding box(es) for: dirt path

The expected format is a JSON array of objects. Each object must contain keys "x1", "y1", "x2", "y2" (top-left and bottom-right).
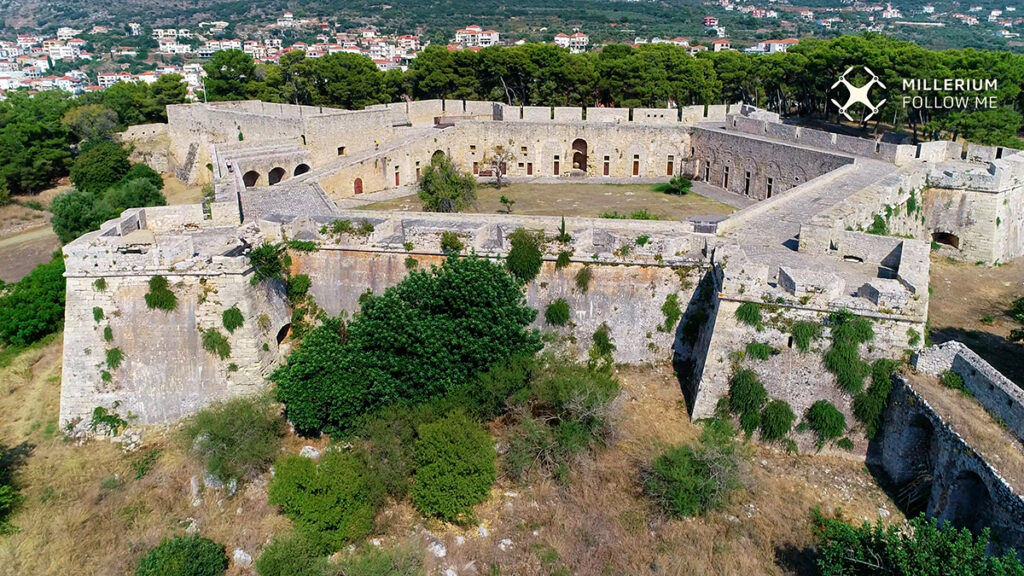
[
  {"x1": 928, "y1": 254, "x2": 1024, "y2": 387},
  {"x1": 0, "y1": 224, "x2": 60, "y2": 283}
]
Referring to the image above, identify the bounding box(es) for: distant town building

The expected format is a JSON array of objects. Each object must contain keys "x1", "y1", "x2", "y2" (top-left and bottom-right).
[{"x1": 455, "y1": 25, "x2": 499, "y2": 47}]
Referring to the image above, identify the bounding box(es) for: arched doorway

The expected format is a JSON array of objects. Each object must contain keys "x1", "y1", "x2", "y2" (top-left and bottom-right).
[
  {"x1": 896, "y1": 414, "x2": 937, "y2": 516},
  {"x1": 431, "y1": 150, "x2": 446, "y2": 164},
  {"x1": 294, "y1": 163, "x2": 310, "y2": 176},
  {"x1": 942, "y1": 470, "x2": 992, "y2": 534},
  {"x1": 242, "y1": 170, "x2": 260, "y2": 187},
  {"x1": 571, "y1": 139, "x2": 588, "y2": 173},
  {"x1": 353, "y1": 178, "x2": 363, "y2": 195},
  {"x1": 932, "y1": 231, "x2": 960, "y2": 249},
  {"x1": 276, "y1": 324, "x2": 291, "y2": 345},
  {"x1": 268, "y1": 167, "x2": 286, "y2": 186}
]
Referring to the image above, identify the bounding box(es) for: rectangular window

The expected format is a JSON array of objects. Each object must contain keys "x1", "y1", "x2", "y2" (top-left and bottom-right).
[
  {"x1": 469, "y1": 145, "x2": 476, "y2": 152},
  {"x1": 337, "y1": 146, "x2": 346, "y2": 155},
  {"x1": 520, "y1": 146, "x2": 528, "y2": 154},
  {"x1": 704, "y1": 161, "x2": 711, "y2": 181},
  {"x1": 744, "y1": 171, "x2": 751, "y2": 196},
  {"x1": 767, "y1": 177, "x2": 774, "y2": 198},
  {"x1": 723, "y1": 166, "x2": 730, "y2": 189},
  {"x1": 473, "y1": 162, "x2": 479, "y2": 175}
]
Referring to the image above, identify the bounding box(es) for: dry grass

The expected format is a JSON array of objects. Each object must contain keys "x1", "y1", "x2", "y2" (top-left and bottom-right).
[
  {"x1": 357, "y1": 182, "x2": 735, "y2": 221},
  {"x1": 0, "y1": 337, "x2": 292, "y2": 576},
  {"x1": 928, "y1": 255, "x2": 1024, "y2": 386},
  {"x1": 908, "y1": 372, "x2": 1024, "y2": 493},
  {"x1": 0, "y1": 341, "x2": 901, "y2": 576}
]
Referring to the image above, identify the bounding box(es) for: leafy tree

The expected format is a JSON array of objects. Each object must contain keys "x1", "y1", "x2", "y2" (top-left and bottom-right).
[
  {"x1": 69, "y1": 140, "x2": 131, "y2": 194},
  {"x1": 203, "y1": 49, "x2": 257, "y2": 101},
  {"x1": 662, "y1": 174, "x2": 692, "y2": 196},
  {"x1": 0, "y1": 256, "x2": 66, "y2": 346},
  {"x1": 121, "y1": 163, "x2": 164, "y2": 190},
  {"x1": 62, "y1": 104, "x2": 119, "y2": 142},
  {"x1": 815, "y1": 512, "x2": 1024, "y2": 575},
  {"x1": 272, "y1": 256, "x2": 540, "y2": 435},
  {"x1": 412, "y1": 410, "x2": 497, "y2": 522},
  {"x1": 149, "y1": 74, "x2": 189, "y2": 119},
  {"x1": 50, "y1": 189, "x2": 107, "y2": 243},
  {"x1": 0, "y1": 91, "x2": 73, "y2": 195},
  {"x1": 136, "y1": 534, "x2": 228, "y2": 576},
  {"x1": 268, "y1": 450, "x2": 384, "y2": 553},
  {"x1": 418, "y1": 153, "x2": 476, "y2": 213},
  {"x1": 106, "y1": 178, "x2": 166, "y2": 212},
  {"x1": 248, "y1": 243, "x2": 284, "y2": 285}
]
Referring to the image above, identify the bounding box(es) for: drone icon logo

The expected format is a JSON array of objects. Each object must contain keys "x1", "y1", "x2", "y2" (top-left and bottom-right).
[{"x1": 830, "y1": 66, "x2": 887, "y2": 121}]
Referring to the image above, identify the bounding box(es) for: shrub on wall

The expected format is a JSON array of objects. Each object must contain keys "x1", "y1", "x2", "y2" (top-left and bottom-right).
[
  {"x1": 268, "y1": 450, "x2": 384, "y2": 553},
  {"x1": 184, "y1": 394, "x2": 285, "y2": 483},
  {"x1": 440, "y1": 231, "x2": 464, "y2": 254},
  {"x1": 790, "y1": 321, "x2": 821, "y2": 353},
  {"x1": 745, "y1": 341, "x2": 774, "y2": 360},
  {"x1": 759, "y1": 399, "x2": 795, "y2": 442},
  {"x1": 135, "y1": 534, "x2": 228, "y2": 576},
  {"x1": 852, "y1": 358, "x2": 897, "y2": 439},
  {"x1": 940, "y1": 369, "x2": 967, "y2": 393},
  {"x1": 544, "y1": 299, "x2": 570, "y2": 326},
  {"x1": 287, "y1": 274, "x2": 311, "y2": 305},
  {"x1": 221, "y1": 306, "x2": 244, "y2": 334},
  {"x1": 412, "y1": 410, "x2": 496, "y2": 522},
  {"x1": 823, "y1": 310, "x2": 874, "y2": 394},
  {"x1": 574, "y1": 266, "x2": 592, "y2": 292},
  {"x1": 659, "y1": 293, "x2": 682, "y2": 332},
  {"x1": 144, "y1": 275, "x2": 177, "y2": 311},
  {"x1": 505, "y1": 228, "x2": 543, "y2": 282},
  {"x1": 105, "y1": 348, "x2": 123, "y2": 370},
  {"x1": 735, "y1": 302, "x2": 762, "y2": 328},
  {"x1": 728, "y1": 369, "x2": 767, "y2": 435},
  {"x1": 248, "y1": 243, "x2": 284, "y2": 285},
  {"x1": 201, "y1": 328, "x2": 231, "y2": 360},
  {"x1": 92, "y1": 306, "x2": 104, "y2": 322},
  {"x1": 804, "y1": 400, "x2": 846, "y2": 449},
  {"x1": 643, "y1": 418, "x2": 742, "y2": 518}
]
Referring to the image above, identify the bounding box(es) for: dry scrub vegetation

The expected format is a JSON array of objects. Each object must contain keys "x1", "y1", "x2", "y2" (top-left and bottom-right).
[{"x1": 0, "y1": 339, "x2": 901, "y2": 576}]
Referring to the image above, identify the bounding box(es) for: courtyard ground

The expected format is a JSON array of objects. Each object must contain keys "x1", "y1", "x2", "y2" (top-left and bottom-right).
[
  {"x1": 0, "y1": 339, "x2": 900, "y2": 576},
  {"x1": 927, "y1": 252, "x2": 1024, "y2": 387},
  {"x1": 356, "y1": 181, "x2": 736, "y2": 221}
]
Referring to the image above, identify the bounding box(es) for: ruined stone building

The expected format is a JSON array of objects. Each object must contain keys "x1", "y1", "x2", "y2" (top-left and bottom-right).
[{"x1": 65, "y1": 98, "x2": 1024, "y2": 553}]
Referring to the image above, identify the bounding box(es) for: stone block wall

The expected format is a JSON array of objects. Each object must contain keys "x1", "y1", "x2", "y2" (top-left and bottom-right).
[
  {"x1": 913, "y1": 342, "x2": 1024, "y2": 442},
  {"x1": 878, "y1": 376, "x2": 1024, "y2": 557}
]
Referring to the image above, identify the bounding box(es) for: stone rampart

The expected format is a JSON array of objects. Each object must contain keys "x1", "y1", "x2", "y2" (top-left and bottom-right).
[{"x1": 913, "y1": 342, "x2": 1024, "y2": 442}]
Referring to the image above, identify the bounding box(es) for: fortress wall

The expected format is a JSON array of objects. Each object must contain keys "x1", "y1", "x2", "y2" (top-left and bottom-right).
[
  {"x1": 879, "y1": 377, "x2": 1024, "y2": 557},
  {"x1": 914, "y1": 342, "x2": 1024, "y2": 441},
  {"x1": 690, "y1": 128, "x2": 853, "y2": 200},
  {"x1": 292, "y1": 249, "x2": 706, "y2": 365},
  {"x1": 553, "y1": 107, "x2": 583, "y2": 122},
  {"x1": 142, "y1": 204, "x2": 206, "y2": 232},
  {"x1": 59, "y1": 272, "x2": 290, "y2": 427},
  {"x1": 920, "y1": 187, "x2": 1003, "y2": 263},
  {"x1": 694, "y1": 299, "x2": 924, "y2": 450},
  {"x1": 634, "y1": 108, "x2": 678, "y2": 125},
  {"x1": 407, "y1": 100, "x2": 446, "y2": 125},
  {"x1": 521, "y1": 106, "x2": 552, "y2": 122},
  {"x1": 587, "y1": 108, "x2": 629, "y2": 123}
]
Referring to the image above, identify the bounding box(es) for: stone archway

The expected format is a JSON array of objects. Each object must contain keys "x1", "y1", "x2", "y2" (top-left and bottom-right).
[
  {"x1": 268, "y1": 167, "x2": 286, "y2": 186},
  {"x1": 294, "y1": 163, "x2": 310, "y2": 176},
  {"x1": 571, "y1": 138, "x2": 588, "y2": 173},
  {"x1": 354, "y1": 178, "x2": 363, "y2": 195},
  {"x1": 895, "y1": 414, "x2": 938, "y2": 516},
  {"x1": 431, "y1": 150, "x2": 446, "y2": 163},
  {"x1": 242, "y1": 170, "x2": 260, "y2": 187},
  {"x1": 932, "y1": 231, "x2": 960, "y2": 249},
  {"x1": 942, "y1": 470, "x2": 993, "y2": 534}
]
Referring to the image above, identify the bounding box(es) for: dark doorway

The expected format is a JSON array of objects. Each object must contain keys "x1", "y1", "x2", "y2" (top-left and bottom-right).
[
  {"x1": 276, "y1": 324, "x2": 291, "y2": 344},
  {"x1": 294, "y1": 163, "x2": 310, "y2": 176},
  {"x1": 932, "y1": 232, "x2": 960, "y2": 249},
  {"x1": 354, "y1": 178, "x2": 363, "y2": 195},
  {"x1": 268, "y1": 167, "x2": 286, "y2": 185},
  {"x1": 242, "y1": 171, "x2": 259, "y2": 187}
]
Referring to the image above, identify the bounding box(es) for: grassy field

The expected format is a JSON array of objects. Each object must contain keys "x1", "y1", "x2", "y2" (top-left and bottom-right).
[
  {"x1": 357, "y1": 182, "x2": 736, "y2": 221},
  {"x1": 0, "y1": 340, "x2": 901, "y2": 576}
]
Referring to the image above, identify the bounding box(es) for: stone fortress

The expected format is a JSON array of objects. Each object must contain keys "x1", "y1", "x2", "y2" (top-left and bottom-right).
[{"x1": 69, "y1": 98, "x2": 1024, "y2": 553}]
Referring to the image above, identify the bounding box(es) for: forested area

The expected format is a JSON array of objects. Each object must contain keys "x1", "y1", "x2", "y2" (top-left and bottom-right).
[{"x1": 202, "y1": 34, "x2": 1024, "y2": 146}]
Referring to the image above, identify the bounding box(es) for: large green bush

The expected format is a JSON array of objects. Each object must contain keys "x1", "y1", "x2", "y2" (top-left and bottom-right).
[
  {"x1": 0, "y1": 443, "x2": 22, "y2": 533},
  {"x1": 815, "y1": 512, "x2": 1024, "y2": 576},
  {"x1": 268, "y1": 450, "x2": 384, "y2": 552},
  {"x1": 728, "y1": 369, "x2": 767, "y2": 435},
  {"x1": 136, "y1": 534, "x2": 228, "y2": 576},
  {"x1": 790, "y1": 321, "x2": 822, "y2": 353},
  {"x1": 255, "y1": 532, "x2": 333, "y2": 576},
  {"x1": 337, "y1": 544, "x2": 425, "y2": 576},
  {"x1": 412, "y1": 410, "x2": 496, "y2": 522},
  {"x1": 644, "y1": 418, "x2": 742, "y2": 518},
  {"x1": 0, "y1": 256, "x2": 66, "y2": 346},
  {"x1": 69, "y1": 140, "x2": 130, "y2": 194},
  {"x1": 184, "y1": 394, "x2": 285, "y2": 483},
  {"x1": 505, "y1": 228, "x2": 544, "y2": 283},
  {"x1": 221, "y1": 306, "x2": 244, "y2": 333},
  {"x1": 271, "y1": 256, "x2": 540, "y2": 435}
]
